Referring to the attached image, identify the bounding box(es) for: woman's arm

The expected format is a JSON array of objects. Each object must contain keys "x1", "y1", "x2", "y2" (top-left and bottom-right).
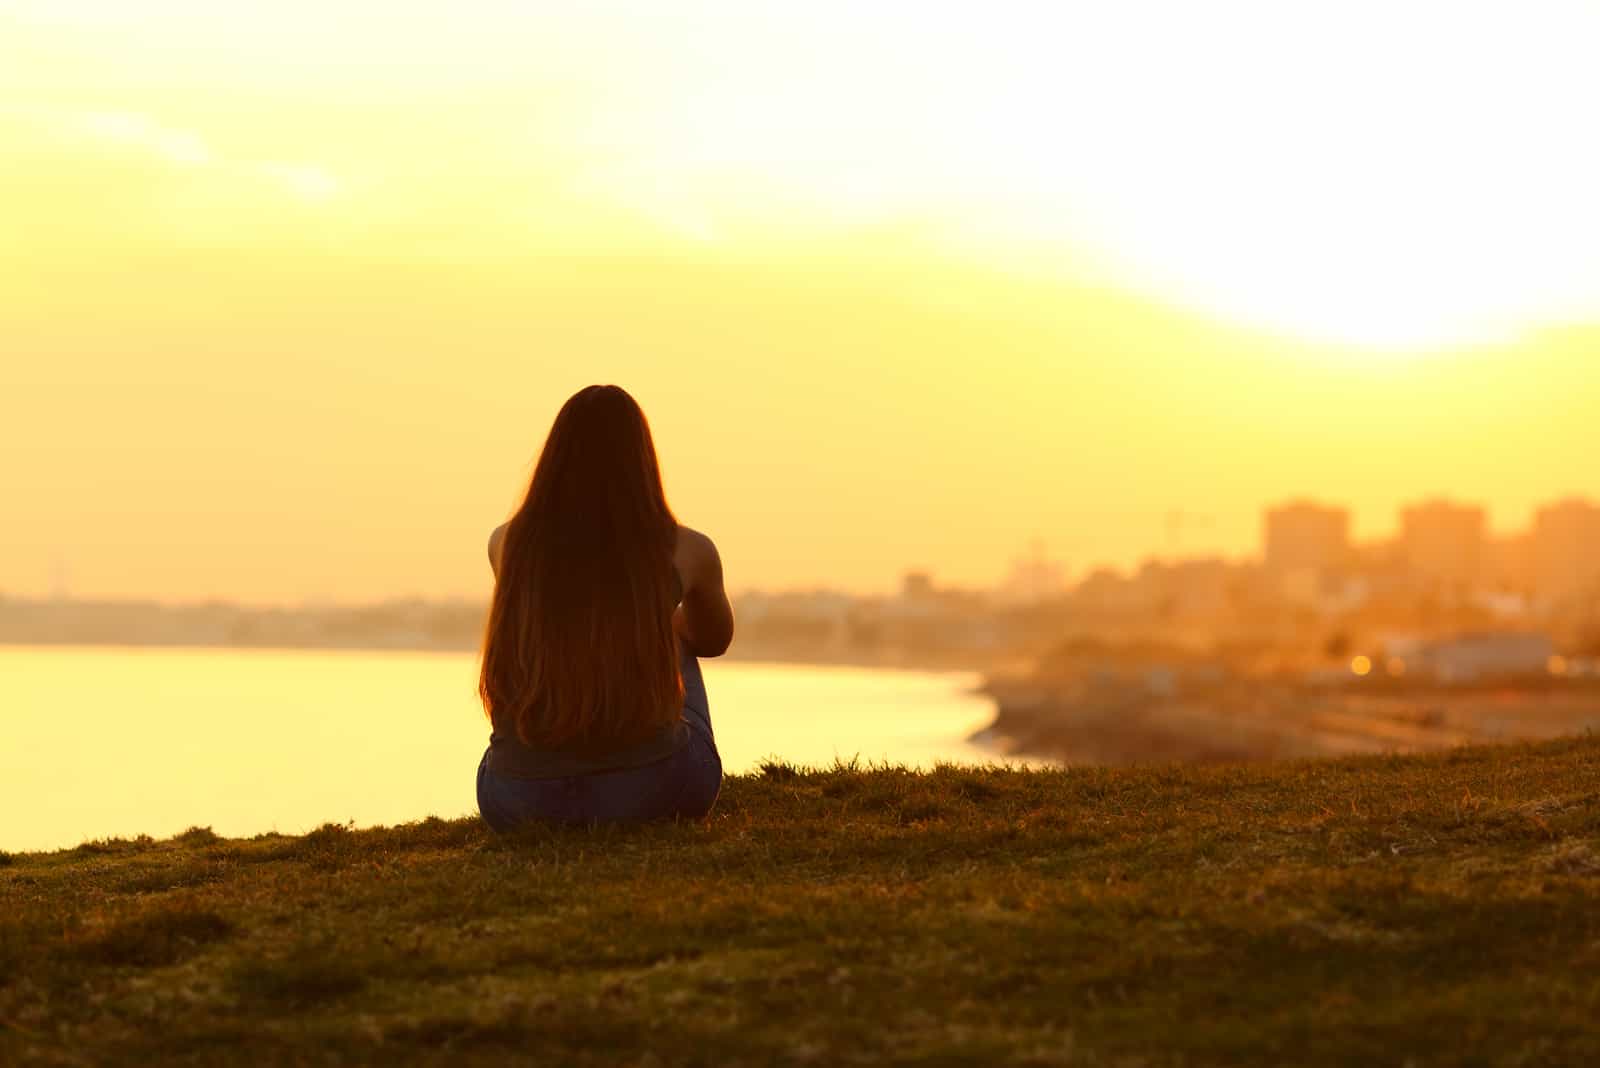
[{"x1": 673, "y1": 526, "x2": 734, "y2": 657}]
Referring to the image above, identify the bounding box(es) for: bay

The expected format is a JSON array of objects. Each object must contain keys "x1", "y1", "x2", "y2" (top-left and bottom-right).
[{"x1": 1, "y1": 645, "x2": 1002, "y2": 853}]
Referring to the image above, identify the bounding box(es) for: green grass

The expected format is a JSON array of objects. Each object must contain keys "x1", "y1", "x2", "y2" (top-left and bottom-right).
[{"x1": 5, "y1": 737, "x2": 1600, "y2": 1066}]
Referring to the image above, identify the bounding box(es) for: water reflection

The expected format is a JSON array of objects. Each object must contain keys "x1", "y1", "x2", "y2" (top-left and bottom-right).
[{"x1": 1, "y1": 646, "x2": 1000, "y2": 852}]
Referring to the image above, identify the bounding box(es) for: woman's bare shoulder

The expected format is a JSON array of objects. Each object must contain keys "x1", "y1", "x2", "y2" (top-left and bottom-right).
[
  {"x1": 673, "y1": 524, "x2": 723, "y2": 578},
  {"x1": 488, "y1": 523, "x2": 509, "y2": 573}
]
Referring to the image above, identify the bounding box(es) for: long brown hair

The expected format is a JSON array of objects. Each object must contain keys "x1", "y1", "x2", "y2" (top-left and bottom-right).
[{"x1": 479, "y1": 385, "x2": 682, "y2": 750}]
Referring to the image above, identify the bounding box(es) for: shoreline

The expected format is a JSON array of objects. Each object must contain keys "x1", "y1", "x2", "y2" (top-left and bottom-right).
[
  {"x1": 0, "y1": 637, "x2": 996, "y2": 677},
  {"x1": 976, "y1": 679, "x2": 1600, "y2": 765}
]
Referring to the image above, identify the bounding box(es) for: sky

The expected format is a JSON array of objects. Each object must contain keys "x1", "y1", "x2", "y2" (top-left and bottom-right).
[{"x1": 3, "y1": 1, "x2": 1600, "y2": 603}]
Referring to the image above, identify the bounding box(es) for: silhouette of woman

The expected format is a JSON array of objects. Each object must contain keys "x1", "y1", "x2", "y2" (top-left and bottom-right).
[{"x1": 476, "y1": 385, "x2": 733, "y2": 826}]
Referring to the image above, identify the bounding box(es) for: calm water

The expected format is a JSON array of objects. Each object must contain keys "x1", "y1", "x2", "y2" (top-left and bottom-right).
[{"x1": 2, "y1": 645, "x2": 1002, "y2": 853}]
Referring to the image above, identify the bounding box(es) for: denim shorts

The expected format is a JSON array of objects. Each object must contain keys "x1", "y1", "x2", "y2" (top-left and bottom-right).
[{"x1": 476, "y1": 651, "x2": 722, "y2": 828}]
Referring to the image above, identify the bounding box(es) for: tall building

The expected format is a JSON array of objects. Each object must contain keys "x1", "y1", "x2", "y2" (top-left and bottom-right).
[
  {"x1": 1484, "y1": 533, "x2": 1534, "y2": 593},
  {"x1": 999, "y1": 543, "x2": 1067, "y2": 604},
  {"x1": 1399, "y1": 499, "x2": 1486, "y2": 590},
  {"x1": 1531, "y1": 498, "x2": 1600, "y2": 604},
  {"x1": 1263, "y1": 502, "x2": 1350, "y2": 576}
]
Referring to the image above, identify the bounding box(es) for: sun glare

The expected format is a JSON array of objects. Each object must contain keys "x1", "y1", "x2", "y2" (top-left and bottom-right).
[
  {"x1": 3, "y1": 1, "x2": 1598, "y2": 353},
  {"x1": 472, "y1": 3, "x2": 1600, "y2": 353}
]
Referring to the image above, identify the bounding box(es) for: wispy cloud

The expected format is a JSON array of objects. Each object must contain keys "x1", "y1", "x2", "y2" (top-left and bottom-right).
[
  {"x1": 253, "y1": 161, "x2": 340, "y2": 201},
  {"x1": 6, "y1": 105, "x2": 342, "y2": 202},
  {"x1": 74, "y1": 111, "x2": 214, "y2": 167}
]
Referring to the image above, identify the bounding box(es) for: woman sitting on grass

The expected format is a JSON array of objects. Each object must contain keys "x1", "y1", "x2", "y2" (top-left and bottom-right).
[{"x1": 476, "y1": 385, "x2": 734, "y2": 827}]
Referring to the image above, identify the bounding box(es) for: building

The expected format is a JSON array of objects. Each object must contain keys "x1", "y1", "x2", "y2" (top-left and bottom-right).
[
  {"x1": 1132, "y1": 557, "x2": 1236, "y2": 618},
  {"x1": 1263, "y1": 501, "x2": 1350, "y2": 578},
  {"x1": 1401, "y1": 632, "x2": 1556, "y2": 684},
  {"x1": 1484, "y1": 533, "x2": 1534, "y2": 593},
  {"x1": 998, "y1": 544, "x2": 1067, "y2": 605},
  {"x1": 1399, "y1": 499, "x2": 1487, "y2": 591},
  {"x1": 1531, "y1": 498, "x2": 1600, "y2": 606}
]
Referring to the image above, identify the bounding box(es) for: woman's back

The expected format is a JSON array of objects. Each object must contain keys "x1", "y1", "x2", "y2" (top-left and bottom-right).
[{"x1": 475, "y1": 385, "x2": 733, "y2": 827}]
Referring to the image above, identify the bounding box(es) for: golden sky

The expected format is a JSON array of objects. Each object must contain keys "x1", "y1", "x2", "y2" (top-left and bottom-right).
[{"x1": 3, "y1": 2, "x2": 1599, "y2": 602}]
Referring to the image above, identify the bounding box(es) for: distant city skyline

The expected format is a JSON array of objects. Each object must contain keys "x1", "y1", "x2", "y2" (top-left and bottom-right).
[{"x1": 13, "y1": 492, "x2": 1598, "y2": 609}]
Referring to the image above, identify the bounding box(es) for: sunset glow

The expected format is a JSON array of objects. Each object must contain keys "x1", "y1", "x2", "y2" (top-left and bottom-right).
[{"x1": 3, "y1": 1, "x2": 1599, "y2": 601}]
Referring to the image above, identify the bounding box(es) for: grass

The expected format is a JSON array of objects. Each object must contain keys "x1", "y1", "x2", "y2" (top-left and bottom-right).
[{"x1": 4, "y1": 737, "x2": 1600, "y2": 1066}]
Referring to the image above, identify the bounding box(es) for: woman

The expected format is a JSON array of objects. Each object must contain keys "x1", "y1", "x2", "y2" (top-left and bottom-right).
[{"x1": 476, "y1": 385, "x2": 734, "y2": 828}]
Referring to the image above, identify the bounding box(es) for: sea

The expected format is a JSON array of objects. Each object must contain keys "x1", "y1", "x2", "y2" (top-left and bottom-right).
[{"x1": 1, "y1": 645, "x2": 1004, "y2": 853}]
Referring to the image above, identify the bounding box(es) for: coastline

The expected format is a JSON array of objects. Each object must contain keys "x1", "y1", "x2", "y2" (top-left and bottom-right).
[
  {"x1": 976, "y1": 675, "x2": 1600, "y2": 765},
  {"x1": 0, "y1": 634, "x2": 1001, "y2": 676}
]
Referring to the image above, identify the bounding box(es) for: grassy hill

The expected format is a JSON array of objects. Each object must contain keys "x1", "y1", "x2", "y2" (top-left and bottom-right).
[{"x1": 4, "y1": 736, "x2": 1599, "y2": 1066}]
